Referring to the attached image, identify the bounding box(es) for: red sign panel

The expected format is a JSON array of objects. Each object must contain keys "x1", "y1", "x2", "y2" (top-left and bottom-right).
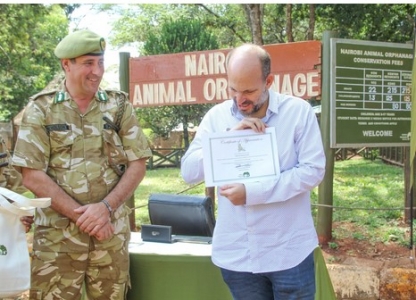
[{"x1": 129, "y1": 41, "x2": 321, "y2": 107}]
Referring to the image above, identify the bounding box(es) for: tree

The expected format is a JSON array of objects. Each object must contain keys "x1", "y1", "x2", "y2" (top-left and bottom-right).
[
  {"x1": 314, "y1": 4, "x2": 415, "y2": 43},
  {"x1": 138, "y1": 17, "x2": 219, "y2": 149},
  {"x1": 58, "y1": 3, "x2": 81, "y2": 19},
  {"x1": 108, "y1": 4, "x2": 416, "y2": 49},
  {"x1": 197, "y1": 4, "x2": 250, "y2": 46},
  {"x1": 241, "y1": 4, "x2": 263, "y2": 45},
  {"x1": 107, "y1": 4, "x2": 251, "y2": 51},
  {"x1": 286, "y1": 4, "x2": 293, "y2": 42},
  {"x1": 308, "y1": 4, "x2": 316, "y2": 40},
  {"x1": 0, "y1": 4, "x2": 69, "y2": 121}
]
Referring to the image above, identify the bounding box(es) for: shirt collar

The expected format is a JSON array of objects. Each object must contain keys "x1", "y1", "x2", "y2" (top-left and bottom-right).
[
  {"x1": 53, "y1": 80, "x2": 108, "y2": 104},
  {"x1": 53, "y1": 81, "x2": 70, "y2": 104}
]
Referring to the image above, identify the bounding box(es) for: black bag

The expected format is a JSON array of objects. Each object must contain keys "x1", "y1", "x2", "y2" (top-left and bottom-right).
[{"x1": 148, "y1": 193, "x2": 216, "y2": 237}]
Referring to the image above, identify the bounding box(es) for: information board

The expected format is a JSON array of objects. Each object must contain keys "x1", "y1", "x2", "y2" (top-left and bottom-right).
[{"x1": 330, "y1": 39, "x2": 413, "y2": 147}]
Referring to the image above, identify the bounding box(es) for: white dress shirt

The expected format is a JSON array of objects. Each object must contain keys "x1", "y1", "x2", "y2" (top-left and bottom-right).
[{"x1": 181, "y1": 90, "x2": 326, "y2": 273}]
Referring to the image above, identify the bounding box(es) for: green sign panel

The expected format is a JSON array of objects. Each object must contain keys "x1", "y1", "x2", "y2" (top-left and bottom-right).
[{"x1": 330, "y1": 39, "x2": 413, "y2": 148}]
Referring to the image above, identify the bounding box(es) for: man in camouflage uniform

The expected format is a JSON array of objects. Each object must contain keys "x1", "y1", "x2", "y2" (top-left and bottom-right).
[
  {"x1": 0, "y1": 136, "x2": 32, "y2": 231},
  {"x1": 0, "y1": 137, "x2": 26, "y2": 193},
  {"x1": 12, "y1": 29, "x2": 152, "y2": 300}
]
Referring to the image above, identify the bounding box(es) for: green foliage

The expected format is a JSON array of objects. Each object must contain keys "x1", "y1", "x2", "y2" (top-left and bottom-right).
[
  {"x1": 263, "y1": 3, "x2": 416, "y2": 43},
  {"x1": 261, "y1": 4, "x2": 286, "y2": 44},
  {"x1": 107, "y1": 3, "x2": 416, "y2": 57},
  {"x1": 142, "y1": 17, "x2": 219, "y2": 55},
  {"x1": 107, "y1": 4, "x2": 250, "y2": 51},
  {"x1": 315, "y1": 4, "x2": 415, "y2": 43},
  {"x1": 328, "y1": 242, "x2": 338, "y2": 250},
  {"x1": 136, "y1": 104, "x2": 213, "y2": 144},
  {"x1": 107, "y1": 4, "x2": 195, "y2": 51},
  {"x1": 0, "y1": 4, "x2": 68, "y2": 121},
  {"x1": 263, "y1": 4, "x2": 314, "y2": 43},
  {"x1": 192, "y1": 4, "x2": 251, "y2": 46},
  {"x1": 135, "y1": 17, "x2": 219, "y2": 146},
  {"x1": 58, "y1": 4, "x2": 81, "y2": 19}
]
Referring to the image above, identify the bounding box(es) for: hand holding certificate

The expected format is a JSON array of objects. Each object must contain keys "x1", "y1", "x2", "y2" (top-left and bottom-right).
[{"x1": 202, "y1": 127, "x2": 280, "y2": 187}]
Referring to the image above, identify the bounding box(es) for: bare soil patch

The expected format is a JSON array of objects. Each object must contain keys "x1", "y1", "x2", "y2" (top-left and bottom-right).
[{"x1": 320, "y1": 221, "x2": 414, "y2": 268}]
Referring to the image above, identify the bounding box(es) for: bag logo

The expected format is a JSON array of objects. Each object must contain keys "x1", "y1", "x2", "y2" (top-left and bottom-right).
[{"x1": 0, "y1": 244, "x2": 7, "y2": 255}]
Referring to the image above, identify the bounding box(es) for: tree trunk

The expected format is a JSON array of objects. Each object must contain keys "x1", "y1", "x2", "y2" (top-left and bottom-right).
[
  {"x1": 285, "y1": 4, "x2": 293, "y2": 42},
  {"x1": 308, "y1": 4, "x2": 315, "y2": 40},
  {"x1": 242, "y1": 4, "x2": 264, "y2": 45}
]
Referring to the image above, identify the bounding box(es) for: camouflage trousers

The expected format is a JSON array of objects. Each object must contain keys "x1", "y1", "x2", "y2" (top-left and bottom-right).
[{"x1": 29, "y1": 243, "x2": 130, "y2": 300}]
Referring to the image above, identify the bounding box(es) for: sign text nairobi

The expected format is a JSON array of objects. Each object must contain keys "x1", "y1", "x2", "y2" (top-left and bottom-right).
[{"x1": 129, "y1": 41, "x2": 322, "y2": 107}]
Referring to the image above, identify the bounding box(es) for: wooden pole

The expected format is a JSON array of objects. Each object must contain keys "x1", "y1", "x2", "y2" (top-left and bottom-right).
[
  {"x1": 119, "y1": 52, "x2": 137, "y2": 231},
  {"x1": 405, "y1": 147, "x2": 411, "y2": 221},
  {"x1": 317, "y1": 31, "x2": 337, "y2": 244}
]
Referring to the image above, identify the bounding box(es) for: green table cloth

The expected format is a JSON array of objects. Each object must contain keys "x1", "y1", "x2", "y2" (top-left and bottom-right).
[
  {"x1": 127, "y1": 233, "x2": 336, "y2": 300},
  {"x1": 127, "y1": 233, "x2": 232, "y2": 300}
]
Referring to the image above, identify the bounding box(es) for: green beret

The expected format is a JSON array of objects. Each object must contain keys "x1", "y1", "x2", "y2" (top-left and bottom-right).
[{"x1": 54, "y1": 30, "x2": 106, "y2": 59}]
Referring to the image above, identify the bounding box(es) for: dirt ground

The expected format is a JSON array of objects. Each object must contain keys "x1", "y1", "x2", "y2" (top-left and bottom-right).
[{"x1": 320, "y1": 221, "x2": 414, "y2": 268}]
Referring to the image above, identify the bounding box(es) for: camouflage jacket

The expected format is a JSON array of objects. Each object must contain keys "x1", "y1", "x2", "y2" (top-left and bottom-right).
[
  {"x1": 0, "y1": 136, "x2": 26, "y2": 193},
  {"x1": 12, "y1": 81, "x2": 152, "y2": 226}
]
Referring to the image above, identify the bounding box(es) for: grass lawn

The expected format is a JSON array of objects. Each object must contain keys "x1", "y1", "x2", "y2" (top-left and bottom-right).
[
  {"x1": 133, "y1": 167, "x2": 206, "y2": 227},
  {"x1": 312, "y1": 157, "x2": 410, "y2": 246}
]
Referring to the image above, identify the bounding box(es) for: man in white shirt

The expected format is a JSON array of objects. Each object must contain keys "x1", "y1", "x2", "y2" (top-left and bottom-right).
[{"x1": 181, "y1": 43, "x2": 326, "y2": 299}]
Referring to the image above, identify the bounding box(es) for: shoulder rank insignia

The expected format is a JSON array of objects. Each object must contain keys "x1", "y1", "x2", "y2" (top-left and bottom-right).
[
  {"x1": 97, "y1": 90, "x2": 108, "y2": 102},
  {"x1": 54, "y1": 92, "x2": 66, "y2": 103}
]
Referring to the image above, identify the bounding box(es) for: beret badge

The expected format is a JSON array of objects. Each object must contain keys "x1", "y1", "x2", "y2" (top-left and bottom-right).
[{"x1": 100, "y1": 38, "x2": 106, "y2": 52}]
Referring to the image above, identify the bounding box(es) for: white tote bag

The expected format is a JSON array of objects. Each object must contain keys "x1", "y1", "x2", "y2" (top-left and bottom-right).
[{"x1": 0, "y1": 187, "x2": 50, "y2": 298}]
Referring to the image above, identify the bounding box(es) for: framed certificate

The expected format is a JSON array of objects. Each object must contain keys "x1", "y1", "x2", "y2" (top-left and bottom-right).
[{"x1": 202, "y1": 127, "x2": 280, "y2": 186}]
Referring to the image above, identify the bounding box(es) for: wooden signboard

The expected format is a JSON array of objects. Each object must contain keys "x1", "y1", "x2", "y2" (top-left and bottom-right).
[{"x1": 129, "y1": 41, "x2": 322, "y2": 107}]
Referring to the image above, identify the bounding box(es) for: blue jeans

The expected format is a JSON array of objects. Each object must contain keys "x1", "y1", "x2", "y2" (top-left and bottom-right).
[{"x1": 220, "y1": 251, "x2": 315, "y2": 300}]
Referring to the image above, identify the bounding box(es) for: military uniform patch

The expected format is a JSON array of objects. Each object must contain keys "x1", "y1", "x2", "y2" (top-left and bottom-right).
[
  {"x1": 45, "y1": 124, "x2": 70, "y2": 134},
  {"x1": 54, "y1": 92, "x2": 66, "y2": 103},
  {"x1": 97, "y1": 90, "x2": 108, "y2": 102}
]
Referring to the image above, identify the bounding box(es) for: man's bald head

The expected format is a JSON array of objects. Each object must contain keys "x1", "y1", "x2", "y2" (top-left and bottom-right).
[{"x1": 226, "y1": 44, "x2": 271, "y2": 81}]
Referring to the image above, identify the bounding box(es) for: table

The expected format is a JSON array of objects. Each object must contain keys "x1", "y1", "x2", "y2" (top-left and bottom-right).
[
  {"x1": 127, "y1": 232, "x2": 232, "y2": 300},
  {"x1": 127, "y1": 233, "x2": 336, "y2": 300}
]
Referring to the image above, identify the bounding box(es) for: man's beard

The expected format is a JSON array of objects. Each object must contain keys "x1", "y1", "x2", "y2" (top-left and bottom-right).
[{"x1": 235, "y1": 89, "x2": 269, "y2": 117}]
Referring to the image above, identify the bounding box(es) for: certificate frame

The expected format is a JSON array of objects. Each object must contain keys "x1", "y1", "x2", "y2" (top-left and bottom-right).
[{"x1": 202, "y1": 127, "x2": 280, "y2": 186}]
